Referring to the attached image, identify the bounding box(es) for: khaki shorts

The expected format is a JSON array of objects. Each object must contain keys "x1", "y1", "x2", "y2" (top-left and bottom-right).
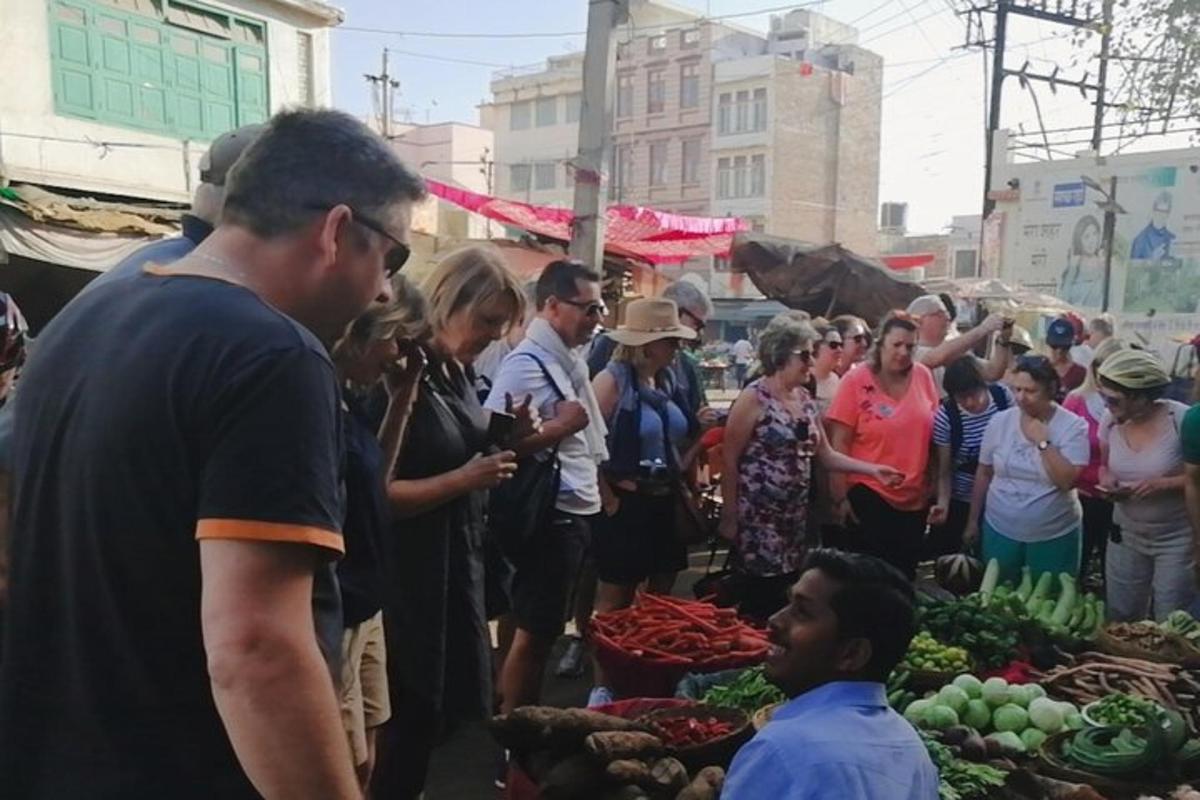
[{"x1": 339, "y1": 611, "x2": 391, "y2": 766}]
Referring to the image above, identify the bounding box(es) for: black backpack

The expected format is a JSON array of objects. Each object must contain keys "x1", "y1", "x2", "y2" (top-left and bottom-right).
[{"x1": 943, "y1": 384, "x2": 1009, "y2": 473}]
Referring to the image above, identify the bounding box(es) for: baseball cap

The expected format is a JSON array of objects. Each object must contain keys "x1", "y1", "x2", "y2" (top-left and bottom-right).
[
  {"x1": 1045, "y1": 317, "x2": 1075, "y2": 348},
  {"x1": 198, "y1": 124, "x2": 265, "y2": 187},
  {"x1": 906, "y1": 294, "x2": 949, "y2": 318}
]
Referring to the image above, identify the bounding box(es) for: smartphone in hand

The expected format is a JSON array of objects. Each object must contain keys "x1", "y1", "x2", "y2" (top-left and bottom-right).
[{"x1": 487, "y1": 411, "x2": 516, "y2": 446}]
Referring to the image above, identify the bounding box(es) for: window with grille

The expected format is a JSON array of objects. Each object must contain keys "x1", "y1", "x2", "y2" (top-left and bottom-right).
[
  {"x1": 510, "y1": 100, "x2": 531, "y2": 130},
  {"x1": 612, "y1": 144, "x2": 633, "y2": 198},
  {"x1": 954, "y1": 249, "x2": 979, "y2": 278},
  {"x1": 681, "y1": 137, "x2": 701, "y2": 184},
  {"x1": 681, "y1": 28, "x2": 700, "y2": 49},
  {"x1": 647, "y1": 69, "x2": 665, "y2": 114},
  {"x1": 717, "y1": 93, "x2": 732, "y2": 135},
  {"x1": 750, "y1": 154, "x2": 765, "y2": 196},
  {"x1": 535, "y1": 96, "x2": 557, "y2": 127},
  {"x1": 510, "y1": 164, "x2": 531, "y2": 192},
  {"x1": 734, "y1": 90, "x2": 750, "y2": 132},
  {"x1": 534, "y1": 162, "x2": 556, "y2": 190},
  {"x1": 649, "y1": 140, "x2": 667, "y2": 186},
  {"x1": 47, "y1": 0, "x2": 269, "y2": 139},
  {"x1": 648, "y1": 34, "x2": 666, "y2": 53},
  {"x1": 717, "y1": 157, "x2": 731, "y2": 199},
  {"x1": 752, "y1": 88, "x2": 767, "y2": 131},
  {"x1": 617, "y1": 74, "x2": 633, "y2": 118},
  {"x1": 565, "y1": 93, "x2": 581, "y2": 123},
  {"x1": 680, "y1": 63, "x2": 700, "y2": 109}
]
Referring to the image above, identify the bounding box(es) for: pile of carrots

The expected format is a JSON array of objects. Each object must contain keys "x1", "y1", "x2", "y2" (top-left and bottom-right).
[{"x1": 590, "y1": 592, "x2": 770, "y2": 666}]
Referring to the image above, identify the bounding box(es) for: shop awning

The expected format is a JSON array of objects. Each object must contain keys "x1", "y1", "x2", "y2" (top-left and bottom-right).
[
  {"x1": 880, "y1": 253, "x2": 936, "y2": 270},
  {"x1": 425, "y1": 179, "x2": 747, "y2": 265}
]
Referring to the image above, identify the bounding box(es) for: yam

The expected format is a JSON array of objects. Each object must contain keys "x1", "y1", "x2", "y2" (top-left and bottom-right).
[
  {"x1": 585, "y1": 731, "x2": 665, "y2": 763},
  {"x1": 491, "y1": 707, "x2": 645, "y2": 753},
  {"x1": 648, "y1": 757, "x2": 689, "y2": 795},
  {"x1": 605, "y1": 759, "x2": 653, "y2": 785},
  {"x1": 674, "y1": 766, "x2": 725, "y2": 800}
]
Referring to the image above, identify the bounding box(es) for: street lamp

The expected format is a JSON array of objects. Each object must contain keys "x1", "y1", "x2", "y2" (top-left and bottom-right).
[{"x1": 1080, "y1": 174, "x2": 1127, "y2": 312}]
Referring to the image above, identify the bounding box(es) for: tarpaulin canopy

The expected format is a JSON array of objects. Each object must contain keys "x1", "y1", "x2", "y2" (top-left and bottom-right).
[
  {"x1": 424, "y1": 179, "x2": 746, "y2": 265},
  {"x1": 880, "y1": 253, "x2": 935, "y2": 270}
]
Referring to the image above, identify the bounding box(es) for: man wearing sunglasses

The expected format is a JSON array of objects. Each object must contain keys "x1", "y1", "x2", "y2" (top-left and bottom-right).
[
  {"x1": 906, "y1": 294, "x2": 1012, "y2": 398},
  {"x1": 0, "y1": 109, "x2": 425, "y2": 800},
  {"x1": 485, "y1": 260, "x2": 606, "y2": 724}
]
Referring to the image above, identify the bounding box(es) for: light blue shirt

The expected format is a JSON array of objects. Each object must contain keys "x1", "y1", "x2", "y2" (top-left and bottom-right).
[{"x1": 723, "y1": 681, "x2": 939, "y2": 800}]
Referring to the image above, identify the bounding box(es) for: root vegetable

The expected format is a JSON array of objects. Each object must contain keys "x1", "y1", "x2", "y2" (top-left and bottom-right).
[
  {"x1": 605, "y1": 760, "x2": 652, "y2": 784},
  {"x1": 585, "y1": 732, "x2": 665, "y2": 763},
  {"x1": 649, "y1": 757, "x2": 689, "y2": 795},
  {"x1": 675, "y1": 767, "x2": 725, "y2": 800},
  {"x1": 491, "y1": 707, "x2": 646, "y2": 752}
]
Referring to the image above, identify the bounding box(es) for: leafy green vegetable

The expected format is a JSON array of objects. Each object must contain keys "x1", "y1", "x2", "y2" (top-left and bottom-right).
[{"x1": 1028, "y1": 697, "x2": 1064, "y2": 733}]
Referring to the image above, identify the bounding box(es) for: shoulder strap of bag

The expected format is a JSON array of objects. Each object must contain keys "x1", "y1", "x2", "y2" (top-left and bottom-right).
[
  {"x1": 944, "y1": 395, "x2": 964, "y2": 458},
  {"x1": 512, "y1": 351, "x2": 566, "y2": 458},
  {"x1": 988, "y1": 383, "x2": 1010, "y2": 411}
]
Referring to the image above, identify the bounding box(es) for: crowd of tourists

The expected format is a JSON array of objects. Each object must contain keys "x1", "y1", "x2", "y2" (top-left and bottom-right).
[{"x1": 0, "y1": 109, "x2": 1198, "y2": 800}]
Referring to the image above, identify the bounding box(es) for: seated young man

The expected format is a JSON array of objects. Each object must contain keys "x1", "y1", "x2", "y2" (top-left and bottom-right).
[{"x1": 723, "y1": 549, "x2": 938, "y2": 800}]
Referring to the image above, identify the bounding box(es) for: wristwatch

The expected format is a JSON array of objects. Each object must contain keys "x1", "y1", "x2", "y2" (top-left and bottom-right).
[{"x1": 1037, "y1": 440, "x2": 1051, "y2": 452}]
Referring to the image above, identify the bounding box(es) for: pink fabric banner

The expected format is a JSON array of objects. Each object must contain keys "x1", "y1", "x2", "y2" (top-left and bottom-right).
[{"x1": 424, "y1": 179, "x2": 746, "y2": 264}]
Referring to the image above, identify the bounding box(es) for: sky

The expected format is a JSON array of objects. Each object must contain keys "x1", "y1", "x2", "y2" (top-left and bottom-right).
[{"x1": 327, "y1": 0, "x2": 1185, "y2": 235}]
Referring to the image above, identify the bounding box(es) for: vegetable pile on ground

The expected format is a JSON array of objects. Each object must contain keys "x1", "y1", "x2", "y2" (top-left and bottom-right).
[
  {"x1": 591, "y1": 594, "x2": 769, "y2": 666},
  {"x1": 1034, "y1": 652, "x2": 1200, "y2": 736},
  {"x1": 905, "y1": 674, "x2": 1081, "y2": 756},
  {"x1": 887, "y1": 668, "x2": 917, "y2": 713},
  {"x1": 1046, "y1": 703, "x2": 1200, "y2": 784},
  {"x1": 903, "y1": 631, "x2": 972, "y2": 674},
  {"x1": 917, "y1": 594, "x2": 1025, "y2": 670},
  {"x1": 978, "y1": 564, "x2": 1104, "y2": 642},
  {"x1": 489, "y1": 706, "x2": 728, "y2": 800},
  {"x1": 922, "y1": 733, "x2": 1009, "y2": 800},
  {"x1": 698, "y1": 666, "x2": 783, "y2": 713}
]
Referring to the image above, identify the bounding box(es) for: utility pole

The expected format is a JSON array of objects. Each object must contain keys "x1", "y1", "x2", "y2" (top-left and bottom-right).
[
  {"x1": 365, "y1": 49, "x2": 400, "y2": 138},
  {"x1": 567, "y1": 0, "x2": 630, "y2": 271},
  {"x1": 1091, "y1": 0, "x2": 1113, "y2": 152},
  {"x1": 982, "y1": 0, "x2": 1009, "y2": 223}
]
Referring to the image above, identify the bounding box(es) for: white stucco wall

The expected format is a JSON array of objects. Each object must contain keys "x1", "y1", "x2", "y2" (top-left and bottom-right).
[{"x1": 0, "y1": 0, "x2": 336, "y2": 202}]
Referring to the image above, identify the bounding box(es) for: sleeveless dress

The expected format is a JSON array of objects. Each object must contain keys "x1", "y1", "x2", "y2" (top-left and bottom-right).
[{"x1": 735, "y1": 380, "x2": 818, "y2": 576}]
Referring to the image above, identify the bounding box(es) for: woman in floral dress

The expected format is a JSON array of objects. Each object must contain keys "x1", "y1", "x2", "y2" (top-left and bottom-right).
[{"x1": 720, "y1": 319, "x2": 902, "y2": 620}]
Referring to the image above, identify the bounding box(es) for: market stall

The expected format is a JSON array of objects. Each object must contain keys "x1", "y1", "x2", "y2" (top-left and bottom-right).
[{"x1": 491, "y1": 566, "x2": 1200, "y2": 800}]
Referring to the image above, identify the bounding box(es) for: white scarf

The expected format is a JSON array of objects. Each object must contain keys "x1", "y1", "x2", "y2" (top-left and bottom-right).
[{"x1": 525, "y1": 317, "x2": 609, "y2": 464}]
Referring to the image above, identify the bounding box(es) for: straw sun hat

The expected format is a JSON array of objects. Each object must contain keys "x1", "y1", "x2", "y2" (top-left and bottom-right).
[{"x1": 607, "y1": 298, "x2": 698, "y2": 347}]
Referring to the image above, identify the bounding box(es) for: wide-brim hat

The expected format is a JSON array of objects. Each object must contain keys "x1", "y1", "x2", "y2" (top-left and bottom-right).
[{"x1": 608, "y1": 298, "x2": 698, "y2": 347}]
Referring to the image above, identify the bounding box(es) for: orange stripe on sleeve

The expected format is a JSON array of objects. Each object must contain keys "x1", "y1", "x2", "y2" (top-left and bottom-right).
[{"x1": 196, "y1": 518, "x2": 344, "y2": 554}]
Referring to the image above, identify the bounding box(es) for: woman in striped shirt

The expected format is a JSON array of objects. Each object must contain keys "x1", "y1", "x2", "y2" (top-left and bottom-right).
[{"x1": 928, "y1": 356, "x2": 1013, "y2": 557}]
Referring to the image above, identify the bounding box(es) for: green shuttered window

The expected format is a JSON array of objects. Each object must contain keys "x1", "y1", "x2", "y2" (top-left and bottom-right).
[{"x1": 49, "y1": 0, "x2": 269, "y2": 141}]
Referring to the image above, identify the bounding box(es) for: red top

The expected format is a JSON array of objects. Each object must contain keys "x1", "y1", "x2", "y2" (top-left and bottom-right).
[{"x1": 1062, "y1": 393, "x2": 1103, "y2": 495}]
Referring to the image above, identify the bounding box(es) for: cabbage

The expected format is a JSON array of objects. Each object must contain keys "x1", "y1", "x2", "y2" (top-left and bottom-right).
[
  {"x1": 992, "y1": 703, "x2": 1029, "y2": 733},
  {"x1": 1028, "y1": 697, "x2": 1065, "y2": 733},
  {"x1": 1009, "y1": 684, "x2": 1038, "y2": 708},
  {"x1": 952, "y1": 674, "x2": 984, "y2": 699},
  {"x1": 982, "y1": 677, "x2": 1011, "y2": 708},
  {"x1": 937, "y1": 685, "x2": 970, "y2": 716},
  {"x1": 1020, "y1": 728, "x2": 1048, "y2": 751},
  {"x1": 963, "y1": 699, "x2": 992, "y2": 731},
  {"x1": 1064, "y1": 711, "x2": 1085, "y2": 731},
  {"x1": 904, "y1": 698, "x2": 934, "y2": 725},
  {"x1": 922, "y1": 705, "x2": 960, "y2": 731},
  {"x1": 1056, "y1": 701, "x2": 1078, "y2": 718},
  {"x1": 1025, "y1": 684, "x2": 1047, "y2": 701},
  {"x1": 985, "y1": 730, "x2": 1026, "y2": 755}
]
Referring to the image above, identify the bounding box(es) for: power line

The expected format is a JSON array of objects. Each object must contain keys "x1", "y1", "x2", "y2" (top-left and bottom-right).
[{"x1": 338, "y1": 0, "x2": 829, "y2": 40}]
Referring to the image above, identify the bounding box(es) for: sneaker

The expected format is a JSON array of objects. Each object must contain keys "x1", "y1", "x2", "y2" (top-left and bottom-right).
[
  {"x1": 587, "y1": 686, "x2": 614, "y2": 709},
  {"x1": 494, "y1": 748, "x2": 509, "y2": 791},
  {"x1": 555, "y1": 636, "x2": 587, "y2": 678}
]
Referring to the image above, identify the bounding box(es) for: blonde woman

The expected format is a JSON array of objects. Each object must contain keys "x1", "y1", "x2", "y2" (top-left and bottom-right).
[
  {"x1": 1062, "y1": 337, "x2": 1128, "y2": 583},
  {"x1": 329, "y1": 277, "x2": 428, "y2": 790},
  {"x1": 372, "y1": 245, "x2": 529, "y2": 799}
]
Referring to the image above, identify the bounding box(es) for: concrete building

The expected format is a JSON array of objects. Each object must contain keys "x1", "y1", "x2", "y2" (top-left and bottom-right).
[
  {"x1": 0, "y1": 0, "x2": 341, "y2": 203},
  {"x1": 480, "y1": 2, "x2": 883, "y2": 300},
  {"x1": 388, "y1": 121, "x2": 494, "y2": 240}
]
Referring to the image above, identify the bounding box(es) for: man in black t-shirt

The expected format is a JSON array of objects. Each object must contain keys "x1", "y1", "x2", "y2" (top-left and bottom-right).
[{"x1": 0, "y1": 109, "x2": 425, "y2": 799}]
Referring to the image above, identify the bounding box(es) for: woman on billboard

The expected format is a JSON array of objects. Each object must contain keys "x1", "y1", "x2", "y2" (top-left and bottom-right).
[{"x1": 1060, "y1": 215, "x2": 1105, "y2": 309}]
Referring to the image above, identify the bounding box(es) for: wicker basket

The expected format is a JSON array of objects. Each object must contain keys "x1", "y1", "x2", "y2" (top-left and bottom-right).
[
  {"x1": 638, "y1": 705, "x2": 754, "y2": 773},
  {"x1": 752, "y1": 702, "x2": 783, "y2": 731},
  {"x1": 1096, "y1": 624, "x2": 1200, "y2": 667},
  {"x1": 592, "y1": 634, "x2": 766, "y2": 699},
  {"x1": 1036, "y1": 730, "x2": 1175, "y2": 800}
]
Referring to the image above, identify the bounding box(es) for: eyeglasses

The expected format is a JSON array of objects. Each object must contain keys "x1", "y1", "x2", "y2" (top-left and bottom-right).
[
  {"x1": 792, "y1": 349, "x2": 814, "y2": 362},
  {"x1": 1100, "y1": 392, "x2": 1123, "y2": 407},
  {"x1": 559, "y1": 297, "x2": 608, "y2": 317},
  {"x1": 825, "y1": 340, "x2": 844, "y2": 350},
  {"x1": 304, "y1": 203, "x2": 411, "y2": 277},
  {"x1": 680, "y1": 308, "x2": 707, "y2": 332},
  {"x1": 849, "y1": 334, "x2": 868, "y2": 344}
]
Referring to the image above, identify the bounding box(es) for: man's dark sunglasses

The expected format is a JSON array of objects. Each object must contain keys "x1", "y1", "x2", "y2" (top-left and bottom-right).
[
  {"x1": 680, "y1": 308, "x2": 707, "y2": 330},
  {"x1": 824, "y1": 340, "x2": 844, "y2": 350},
  {"x1": 560, "y1": 297, "x2": 608, "y2": 317},
  {"x1": 304, "y1": 203, "x2": 410, "y2": 277}
]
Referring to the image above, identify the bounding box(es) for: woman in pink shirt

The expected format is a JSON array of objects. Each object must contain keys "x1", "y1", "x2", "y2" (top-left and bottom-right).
[
  {"x1": 1062, "y1": 337, "x2": 1128, "y2": 586},
  {"x1": 827, "y1": 315, "x2": 940, "y2": 578}
]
